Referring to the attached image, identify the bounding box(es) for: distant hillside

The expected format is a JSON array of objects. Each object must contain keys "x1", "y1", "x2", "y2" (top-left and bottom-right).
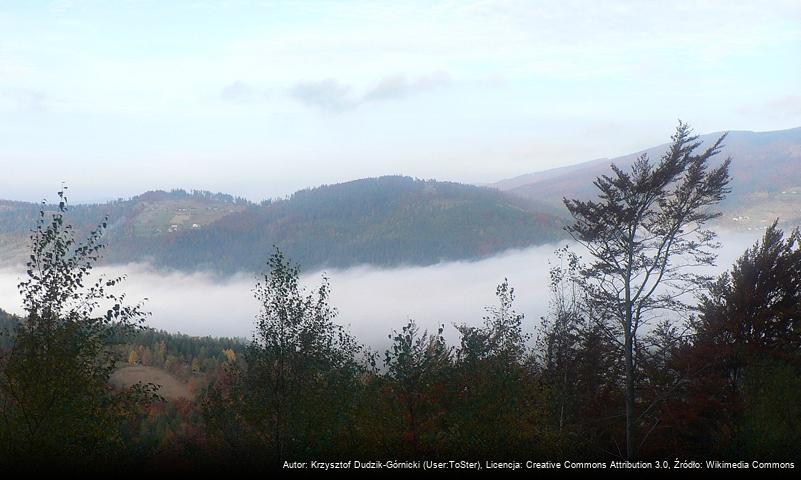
[
  {"x1": 490, "y1": 127, "x2": 801, "y2": 232},
  {"x1": 0, "y1": 189, "x2": 250, "y2": 267},
  {"x1": 0, "y1": 177, "x2": 566, "y2": 273},
  {"x1": 0, "y1": 308, "x2": 19, "y2": 351}
]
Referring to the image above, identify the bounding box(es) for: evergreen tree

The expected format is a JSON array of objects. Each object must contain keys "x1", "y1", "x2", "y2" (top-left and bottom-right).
[{"x1": 687, "y1": 221, "x2": 801, "y2": 457}]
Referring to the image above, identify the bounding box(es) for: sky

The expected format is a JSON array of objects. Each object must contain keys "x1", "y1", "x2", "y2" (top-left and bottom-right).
[{"x1": 1, "y1": 0, "x2": 800, "y2": 203}]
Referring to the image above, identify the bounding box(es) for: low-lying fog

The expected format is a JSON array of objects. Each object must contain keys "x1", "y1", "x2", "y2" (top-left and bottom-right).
[{"x1": 0, "y1": 231, "x2": 765, "y2": 348}]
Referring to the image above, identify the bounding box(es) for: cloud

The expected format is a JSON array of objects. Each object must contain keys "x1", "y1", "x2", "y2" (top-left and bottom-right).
[
  {"x1": 289, "y1": 79, "x2": 354, "y2": 112},
  {"x1": 220, "y1": 81, "x2": 264, "y2": 103},
  {"x1": 0, "y1": 231, "x2": 761, "y2": 349},
  {"x1": 0, "y1": 243, "x2": 561, "y2": 347},
  {"x1": 0, "y1": 88, "x2": 47, "y2": 112},
  {"x1": 289, "y1": 72, "x2": 453, "y2": 112},
  {"x1": 363, "y1": 72, "x2": 452, "y2": 102}
]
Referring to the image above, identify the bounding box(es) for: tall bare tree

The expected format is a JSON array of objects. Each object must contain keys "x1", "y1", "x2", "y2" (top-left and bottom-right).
[{"x1": 563, "y1": 122, "x2": 731, "y2": 459}]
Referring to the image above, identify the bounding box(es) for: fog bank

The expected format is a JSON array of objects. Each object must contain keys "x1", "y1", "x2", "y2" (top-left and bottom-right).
[{"x1": 0, "y1": 231, "x2": 763, "y2": 348}]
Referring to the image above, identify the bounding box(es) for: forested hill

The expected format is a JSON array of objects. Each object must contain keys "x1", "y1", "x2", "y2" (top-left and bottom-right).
[
  {"x1": 0, "y1": 308, "x2": 19, "y2": 351},
  {"x1": 0, "y1": 176, "x2": 566, "y2": 273}
]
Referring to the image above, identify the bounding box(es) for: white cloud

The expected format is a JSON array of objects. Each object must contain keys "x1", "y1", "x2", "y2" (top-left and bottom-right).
[
  {"x1": 220, "y1": 81, "x2": 265, "y2": 103},
  {"x1": 0, "y1": 231, "x2": 762, "y2": 348},
  {"x1": 363, "y1": 72, "x2": 452, "y2": 102},
  {"x1": 289, "y1": 72, "x2": 453, "y2": 112},
  {"x1": 0, "y1": 88, "x2": 47, "y2": 112},
  {"x1": 290, "y1": 78, "x2": 354, "y2": 112}
]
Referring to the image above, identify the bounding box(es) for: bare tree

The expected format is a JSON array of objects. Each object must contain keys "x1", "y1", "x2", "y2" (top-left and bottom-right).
[{"x1": 563, "y1": 122, "x2": 731, "y2": 459}]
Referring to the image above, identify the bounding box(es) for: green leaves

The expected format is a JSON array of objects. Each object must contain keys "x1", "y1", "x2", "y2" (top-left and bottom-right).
[
  {"x1": 206, "y1": 247, "x2": 363, "y2": 460},
  {"x1": 0, "y1": 188, "x2": 152, "y2": 466}
]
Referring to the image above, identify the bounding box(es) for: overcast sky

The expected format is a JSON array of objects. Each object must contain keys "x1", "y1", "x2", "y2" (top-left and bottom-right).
[{"x1": 1, "y1": 0, "x2": 799, "y2": 203}]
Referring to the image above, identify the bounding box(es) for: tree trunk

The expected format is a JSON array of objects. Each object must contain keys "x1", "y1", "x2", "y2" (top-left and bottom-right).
[
  {"x1": 624, "y1": 324, "x2": 635, "y2": 460},
  {"x1": 407, "y1": 396, "x2": 419, "y2": 455}
]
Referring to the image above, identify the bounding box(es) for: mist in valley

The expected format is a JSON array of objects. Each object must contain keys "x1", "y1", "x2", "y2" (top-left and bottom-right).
[{"x1": 0, "y1": 230, "x2": 765, "y2": 349}]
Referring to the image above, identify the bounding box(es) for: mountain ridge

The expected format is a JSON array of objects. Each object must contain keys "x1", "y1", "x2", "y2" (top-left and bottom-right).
[
  {"x1": 489, "y1": 126, "x2": 801, "y2": 231},
  {"x1": 490, "y1": 126, "x2": 801, "y2": 191},
  {"x1": 0, "y1": 176, "x2": 567, "y2": 273}
]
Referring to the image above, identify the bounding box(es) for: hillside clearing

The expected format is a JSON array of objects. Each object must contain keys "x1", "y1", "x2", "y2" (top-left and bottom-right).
[{"x1": 111, "y1": 365, "x2": 193, "y2": 401}]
